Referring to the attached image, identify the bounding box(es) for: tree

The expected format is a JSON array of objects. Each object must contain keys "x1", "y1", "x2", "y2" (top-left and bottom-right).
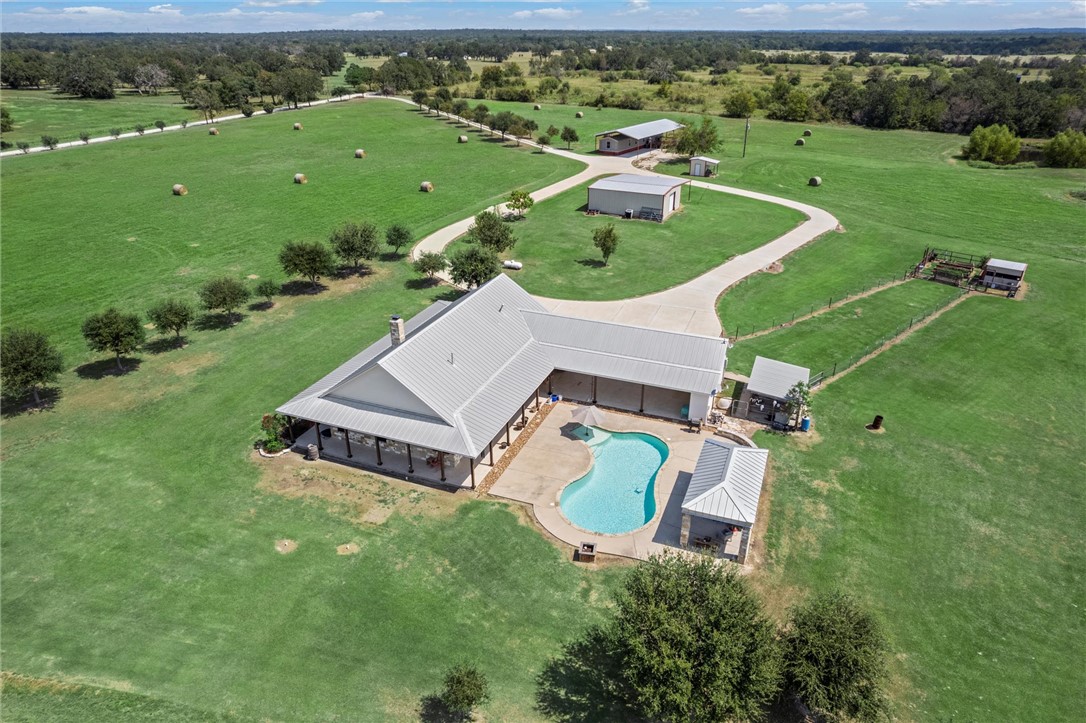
[
  {"x1": 329, "y1": 221, "x2": 380, "y2": 273},
  {"x1": 154, "y1": 120, "x2": 166, "y2": 132},
  {"x1": 0, "y1": 328, "x2": 63, "y2": 405},
  {"x1": 783, "y1": 591, "x2": 888, "y2": 722},
  {"x1": 40, "y1": 135, "x2": 59, "y2": 150},
  {"x1": 0, "y1": 106, "x2": 13, "y2": 133},
  {"x1": 783, "y1": 381, "x2": 812, "y2": 428},
  {"x1": 413, "y1": 251, "x2": 448, "y2": 282},
  {"x1": 185, "y1": 82, "x2": 223, "y2": 121},
  {"x1": 471, "y1": 103, "x2": 490, "y2": 127},
  {"x1": 507, "y1": 190, "x2": 534, "y2": 218},
  {"x1": 109, "y1": 128, "x2": 122, "y2": 139},
  {"x1": 724, "y1": 86, "x2": 757, "y2": 117},
  {"x1": 668, "y1": 117, "x2": 720, "y2": 157},
  {"x1": 962, "y1": 123, "x2": 1021, "y2": 164},
  {"x1": 449, "y1": 246, "x2": 500, "y2": 288},
  {"x1": 412, "y1": 89, "x2": 429, "y2": 108},
  {"x1": 385, "y1": 224, "x2": 413, "y2": 255},
  {"x1": 79, "y1": 131, "x2": 91, "y2": 144},
  {"x1": 198, "y1": 277, "x2": 250, "y2": 324},
  {"x1": 592, "y1": 223, "x2": 620, "y2": 266},
  {"x1": 82, "y1": 308, "x2": 146, "y2": 371},
  {"x1": 537, "y1": 134, "x2": 551, "y2": 151},
  {"x1": 609, "y1": 552, "x2": 781, "y2": 722},
  {"x1": 546, "y1": 124, "x2": 560, "y2": 138},
  {"x1": 468, "y1": 210, "x2": 516, "y2": 253},
  {"x1": 1044, "y1": 129, "x2": 1086, "y2": 168},
  {"x1": 451, "y1": 99, "x2": 470, "y2": 118},
  {"x1": 134, "y1": 124, "x2": 146, "y2": 136},
  {"x1": 490, "y1": 110, "x2": 516, "y2": 139},
  {"x1": 331, "y1": 85, "x2": 350, "y2": 100},
  {"x1": 57, "y1": 55, "x2": 116, "y2": 99},
  {"x1": 439, "y1": 663, "x2": 490, "y2": 717},
  {"x1": 560, "y1": 125, "x2": 579, "y2": 149},
  {"x1": 279, "y1": 240, "x2": 336, "y2": 290},
  {"x1": 255, "y1": 278, "x2": 280, "y2": 305},
  {"x1": 134, "y1": 63, "x2": 170, "y2": 95},
  {"x1": 275, "y1": 68, "x2": 322, "y2": 109},
  {"x1": 146, "y1": 298, "x2": 195, "y2": 341},
  {"x1": 17, "y1": 142, "x2": 30, "y2": 154}
]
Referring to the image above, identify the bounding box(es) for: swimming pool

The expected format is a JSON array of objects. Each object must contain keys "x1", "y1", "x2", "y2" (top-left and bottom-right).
[{"x1": 559, "y1": 430, "x2": 669, "y2": 535}]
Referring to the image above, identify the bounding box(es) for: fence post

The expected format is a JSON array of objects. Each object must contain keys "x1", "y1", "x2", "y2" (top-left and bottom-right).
[
  {"x1": 832, "y1": 362, "x2": 837, "y2": 376},
  {"x1": 791, "y1": 312, "x2": 795, "y2": 324},
  {"x1": 909, "y1": 317, "x2": 914, "y2": 328},
  {"x1": 828, "y1": 296, "x2": 833, "y2": 307}
]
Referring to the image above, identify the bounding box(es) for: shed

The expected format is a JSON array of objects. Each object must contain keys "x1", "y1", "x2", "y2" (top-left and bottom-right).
[
  {"x1": 679, "y1": 439, "x2": 768, "y2": 562},
  {"x1": 742, "y1": 356, "x2": 810, "y2": 423},
  {"x1": 587, "y1": 174, "x2": 685, "y2": 222},
  {"x1": 595, "y1": 119, "x2": 684, "y2": 155},
  {"x1": 689, "y1": 156, "x2": 719, "y2": 177},
  {"x1": 981, "y1": 258, "x2": 1027, "y2": 291}
]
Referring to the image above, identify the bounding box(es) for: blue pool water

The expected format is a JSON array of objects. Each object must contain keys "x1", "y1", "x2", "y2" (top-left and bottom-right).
[{"x1": 559, "y1": 430, "x2": 669, "y2": 534}]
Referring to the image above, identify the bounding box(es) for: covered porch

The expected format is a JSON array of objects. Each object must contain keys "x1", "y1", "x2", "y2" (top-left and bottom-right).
[{"x1": 547, "y1": 370, "x2": 694, "y2": 421}]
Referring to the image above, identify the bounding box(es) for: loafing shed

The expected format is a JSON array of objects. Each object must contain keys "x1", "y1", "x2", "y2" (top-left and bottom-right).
[
  {"x1": 740, "y1": 356, "x2": 810, "y2": 424},
  {"x1": 587, "y1": 174, "x2": 685, "y2": 222},
  {"x1": 981, "y1": 258, "x2": 1027, "y2": 291},
  {"x1": 595, "y1": 119, "x2": 684, "y2": 155}
]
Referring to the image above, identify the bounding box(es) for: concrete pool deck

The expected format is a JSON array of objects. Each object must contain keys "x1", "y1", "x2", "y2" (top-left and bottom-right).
[{"x1": 488, "y1": 403, "x2": 737, "y2": 560}]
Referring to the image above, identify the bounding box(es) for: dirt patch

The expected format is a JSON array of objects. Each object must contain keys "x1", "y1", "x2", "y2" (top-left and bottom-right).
[
  {"x1": 802, "y1": 499, "x2": 830, "y2": 521},
  {"x1": 177, "y1": 267, "x2": 192, "y2": 276},
  {"x1": 161, "y1": 352, "x2": 218, "y2": 377},
  {"x1": 275, "y1": 539, "x2": 297, "y2": 554},
  {"x1": 764, "y1": 261, "x2": 784, "y2": 274},
  {"x1": 810, "y1": 478, "x2": 844, "y2": 494},
  {"x1": 788, "y1": 428, "x2": 823, "y2": 450},
  {"x1": 336, "y1": 542, "x2": 360, "y2": 555},
  {"x1": 246, "y1": 274, "x2": 260, "y2": 279}
]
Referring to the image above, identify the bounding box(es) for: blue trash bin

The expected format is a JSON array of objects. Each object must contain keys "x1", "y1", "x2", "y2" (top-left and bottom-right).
[{"x1": 800, "y1": 416, "x2": 811, "y2": 432}]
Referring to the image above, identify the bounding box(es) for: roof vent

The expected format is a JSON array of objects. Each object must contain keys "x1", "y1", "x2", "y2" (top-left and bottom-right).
[{"x1": 389, "y1": 315, "x2": 405, "y2": 346}]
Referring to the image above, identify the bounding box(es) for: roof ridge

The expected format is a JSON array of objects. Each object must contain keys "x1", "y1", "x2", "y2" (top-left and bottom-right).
[
  {"x1": 534, "y1": 338, "x2": 718, "y2": 374},
  {"x1": 522, "y1": 308, "x2": 725, "y2": 343}
]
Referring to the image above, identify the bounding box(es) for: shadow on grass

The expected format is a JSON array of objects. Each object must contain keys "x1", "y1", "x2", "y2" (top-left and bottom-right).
[
  {"x1": 144, "y1": 337, "x2": 186, "y2": 355},
  {"x1": 417, "y1": 695, "x2": 471, "y2": 723},
  {"x1": 577, "y1": 258, "x2": 606, "y2": 269},
  {"x1": 248, "y1": 300, "x2": 274, "y2": 312},
  {"x1": 535, "y1": 625, "x2": 633, "y2": 723},
  {"x1": 193, "y1": 313, "x2": 242, "y2": 331},
  {"x1": 380, "y1": 251, "x2": 406, "y2": 262},
  {"x1": 280, "y1": 280, "x2": 327, "y2": 296},
  {"x1": 0, "y1": 387, "x2": 62, "y2": 418},
  {"x1": 429, "y1": 288, "x2": 466, "y2": 303},
  {"x1": 75, "y1": 357, "x2": 143, "y2": 379}
]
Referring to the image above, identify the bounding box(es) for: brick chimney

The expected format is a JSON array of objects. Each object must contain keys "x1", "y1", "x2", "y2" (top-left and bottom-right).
[{"x1": 389, "y1": 315, "x2": 406, "y2": 346}]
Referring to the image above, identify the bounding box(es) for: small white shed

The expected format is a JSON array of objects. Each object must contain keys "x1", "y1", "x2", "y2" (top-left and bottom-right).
[
  {"x1": 689, "y1": 156, "x2": 719, "y2": 177},
  {"x1": 587, "y1": 174, "x2": 685, "y2": 222},
  {"x1": 742, "y1": 356, "x2": 810, "y2": 423},
  {"x1": 981, "y1": 258, "x2": 1027, "y2": 291}
]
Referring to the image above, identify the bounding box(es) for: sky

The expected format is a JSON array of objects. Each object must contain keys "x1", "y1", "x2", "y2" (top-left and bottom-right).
[{"x1": 1, "y1": 0, "x2": 1083, "y2": 33}]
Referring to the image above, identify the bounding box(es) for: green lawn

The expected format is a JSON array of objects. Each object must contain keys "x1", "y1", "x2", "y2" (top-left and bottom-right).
[
  {"x1": 445, "y1": 176, "x2": 804, "y2": 300},
  {"x1": 726, "y1": 280, "x2": 962, "y2": 377}
]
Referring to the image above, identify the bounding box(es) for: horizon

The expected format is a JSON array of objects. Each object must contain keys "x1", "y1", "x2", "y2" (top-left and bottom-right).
[{"x1": 3, "y1": 0, "x2": 1084, "y2": 35}]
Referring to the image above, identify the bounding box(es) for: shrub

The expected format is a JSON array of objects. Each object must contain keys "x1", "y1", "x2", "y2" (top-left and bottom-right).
[
  {"x1": 17, "y1": 141, "x2": 30, "y2": 154},
  {"x1": 240, "y1": 103, "x2": 255, "y2": 118},
  {"x1": 263, "y1": 102, "x2": 275, "y2": 114},
  {"x1": 180, "y1": 119, "x2": 188, "y2": 128},
  {"x1": 439, "y1": 663, "x2": 490, "y2": 715},
  {"x1": 962, "y1": 124, "x2": 1020, "y2": 164},
  {"x1": 79, "y1": 130, "x2": 91, "y2": 144},
  {"x1": 109, "y1": 127, "x2": 122, "y2": 138},
  {"x1": 154, "y1": 120, "x2": 166, "y2": 132},
  {"x1": 134, "y1": 124, "x2": 146, "y2": 136},
  {"x1": 41, "y1": 135, "x2": 59, "y2": 149},
  {"x1": 1044, "y1": 129, "x2": 1086, "y2": 168}
]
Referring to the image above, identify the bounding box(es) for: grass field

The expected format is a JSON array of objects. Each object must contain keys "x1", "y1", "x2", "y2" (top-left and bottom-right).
[
  {"x1": 725, "y1": 280, "x2": 962, "y2": 377},
  {"x1": 445, "y1": 176, "x2": 804, "y2": 300}
]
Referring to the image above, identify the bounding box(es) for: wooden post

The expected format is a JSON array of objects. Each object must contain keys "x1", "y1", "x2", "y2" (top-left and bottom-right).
[
  {"x1": 439, "y1": 452, "x2": 446, "y2": 481},
  {"x1": 591, "y1": 376, "x2": 597, "y2": 404},
  {"x1": 315, "y1": 422, "x2": 323, "y2": 451},
  {"x1": 343, "y1": 429, "x2": 352, "y2": 458},
  {"x1": 375, "y1": 437, "x2": 383, "y2": 466},
  {"x1": 489, "y1": 441, "x2": 494, "y2": 466},
  {"x1": 548, "y1": 376, "x2": 553, "y2": 394},
  {"x1": 520, "y1": 401, "x2": 527, "y2": 425},
  {"x1": 286, "y1": 416, "x2": 296, "y2": 443},
  {"x1": 406, "y1": 443, "x2": 414, "y2": 473},
  {"x1": 470, "y1": 459, "x2": 476, "y2": 489},
  {"x1": 639, "y1": 384, "x2": 645, "y2": 413}
]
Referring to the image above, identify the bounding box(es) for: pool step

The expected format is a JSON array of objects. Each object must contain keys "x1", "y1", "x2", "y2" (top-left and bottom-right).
[{"x1": 583, "y1": 427, "x2": 611, "y2": 447}]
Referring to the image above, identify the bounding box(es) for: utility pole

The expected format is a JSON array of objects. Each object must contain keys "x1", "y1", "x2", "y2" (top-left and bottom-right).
[{"x1": 742, "y1": 117, "x2": 751, "y2": 159}]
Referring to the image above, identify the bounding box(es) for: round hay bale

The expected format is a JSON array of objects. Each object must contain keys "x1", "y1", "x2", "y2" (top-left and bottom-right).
[
  {"x1": 294, "y1": 173, "x2": 308, "y2": 184},
  {"x1": 420, "y1": 181, "x2": 434, "y2": 193},
  {"x1": 803, "y1": 129, "x2": 812, "y2": 137},
  {"x1": 208, "y1": 127, "x2": 219, "y2": 135},
  {"x1": 172, "y1": 184, "x2": 188, "y2": 196},
  {"x1": 533, "y1": 104, "x2": 542, "y2": 111},
  {"x1": 354, "y1": 148, "x2": 366, "y2": 158},
  {"x1": 457, "y1": 135, "x2": 468, "y2": 143},
  {"x1": 293, "y1": 122, "x2": 303, "y2": 131},
  {"x1": 795, "y1": 138, "x2": 806, "y2": 146},
  {"x1": 808, "y1": 176, "x2": 822, "y2": 187},
  {"x1": 575, "y1": 111, "x2": 584, "y2": 118}
]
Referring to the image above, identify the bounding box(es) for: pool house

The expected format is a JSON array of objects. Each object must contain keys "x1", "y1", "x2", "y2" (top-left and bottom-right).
[{"x1": 277, "y1": 275, "x2": 728, "y2": 489}]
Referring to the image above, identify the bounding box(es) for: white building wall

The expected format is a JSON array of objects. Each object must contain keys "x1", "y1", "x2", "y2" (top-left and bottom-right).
[
  {"x1": 688, "y1": 391, "x2": 712, "y2": 422},
  {"x1": 588, "y1": 188, "x2": 664, "y2": 217},
  {"x1": 597, "y1": 135, "x2": 641, "y2": 153}
]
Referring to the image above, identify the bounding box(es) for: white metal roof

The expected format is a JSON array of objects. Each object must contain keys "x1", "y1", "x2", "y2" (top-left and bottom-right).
[
  {"x1": 594, "y1": 118, "x2": 684, "y2": 140},
  {"x1": 279, "y1": 275, "x2": 727, "y2": 456},
  {"x1": 588, "y1": 173, "x2": 685, "y2": 196},
  {"x1": 690, "y1": 156, "x2": 720, "y2": 163},
  {"x1": 747, "y1": 356, "x2": 810, "y2": 400},
  {"x1": 682, "y1": 439, "x2": 768, "y2": 528},
  {"x1": 985, "y1": 258, "x2": 1027, "y2": 274}
]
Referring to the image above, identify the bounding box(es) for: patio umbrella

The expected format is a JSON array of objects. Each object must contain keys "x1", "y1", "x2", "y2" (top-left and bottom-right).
[{"x1": 571, "y1": 405, "x2": 608, "y2": 429}]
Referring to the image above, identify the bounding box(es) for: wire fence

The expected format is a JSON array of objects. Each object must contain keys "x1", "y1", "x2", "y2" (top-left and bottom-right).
[
  {"x1": 725, "y1": 268, "x2": 916, "y2": 340},
  {"x1": 808, "y1": 286, "x2": 967, "y2": 387}
]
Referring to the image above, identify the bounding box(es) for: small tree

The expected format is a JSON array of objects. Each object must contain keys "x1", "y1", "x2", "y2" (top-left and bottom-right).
[
  {"x1": 79, "y1": 130, "x2": 91, "y2": 144},
  {"x1": 1044, "y1": 129, "x2": 1086, "y2": 168},
  {"x1": 255, "y1": 278, "x2": 280, "y2": 305},
  {"x1": 146, "y1": 298, "x2": 195, "y2": 341},
  {"x1": 240, "y1": 103, "x2": 254, "y2": 117},
  {"x1": 109, "y1": 127, "x2": 122, "y2": 138},
  {"x1": 154, "y1": 119, "x2": 166, "y2": 132},
  {"x1": 546, "y1": 124, "x2": 560, "y2": 138},
  {"x1": 962, "y1": 124, "x2": 1020, "y2": 164},
  {"x1": 469, "y1": 210, "x2": 516, "y2": 253},
  {"x1": 0, "y1": 328, "x2": 64, "y2": 405},
  {"x1": 783, "y1": 381, "x2": 812, "y2": 428},
  {"x1": 82, "y1": 308, "x2": 146, "y2": 371},
  {"x1": 385, "y1": 224, "x2": 413, "y2": 256},
  {"x1": 783, "y1": 591, "x2": 889, "y2": 722},
  {"x1": 449, "y1": 246, "x2": 500, "y2": 288},
  {"x1": 536, "y1": 134, "x2": 551, "y2": 152},
  {"x1": 41, "y1": 135, "x2": 59, "y2": 149},
  {"x1": 17, "y1": 142, "x2": 30, "y2": 154},
  {"x1": 331, "y1": 85, "x2": 350, "y2": 100},
  {"x1": 592, "y1": 223, "x2": 620, "y2": 265},
  {"x1": 560, "y1": 125, "x2": 579, "y2": 149},
  {"x1": 329, "y1": 221, "x2": 380, "y2": 273},
  {"x1": 279, "y1": 241, "x2": 336, "y2": 290},
  {"x1": 507, "y1": 190, "x2": 534, "y2": 219},
  {"x1": 412, "y1": 89, "x2": 430, "y2": 109},
  {"x1": 180, "y1": 119, "x2": 188, "y2": 128},
  {"x1": 413, "y1": 251, "x2": 448, "y2": 282},
  {"x1": 198, "y1": 277, "x2": 251, "y2": 324},
  {"x1": 134, "y1": 124, "x2": 146, "y2": 136},
  {"x1": 723, "y1": 86, "x2": 757, "y2": 117},
  {"x1": 262, "y1": 102, "x2": 275, "y2": 114},
  {"x1": 439, "y1": 663, "x2": 490, "y2": 717}
]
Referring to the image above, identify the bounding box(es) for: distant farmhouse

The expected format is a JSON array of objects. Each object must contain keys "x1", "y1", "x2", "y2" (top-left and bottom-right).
[
  {"x1": 587, "y1": 173, "x2": 685, "y2": 222},
  {"x1": 594, "y1": 119, "x2": 684, "y2": 155}
]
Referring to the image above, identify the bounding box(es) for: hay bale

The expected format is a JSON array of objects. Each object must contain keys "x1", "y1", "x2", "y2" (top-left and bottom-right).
[
  {"x1": 803, "y1": 129, "x2": 812, "y2": 137},
  {"x1": 808, "y1": 176, "x2": 822, "y2": 187},
  {"x1": 575, "y1": 111, "x2": 584, "y2": 118},
  {"x1": 795, "y1": 138, "x2": 805, "y2": 146},
  {"x1": 457, "y1": 135, "x2": 468, "y2": 143},
  {"x1": 172, "y1": 184, "x2": 188, "y2": 196},
  {"x1": 354, "y1": 148, "x2": 366, "y2": 158},
  {"x1": 294, "y1": 173, "x2": 307, "y2": 184},
  {"x1": 420, "y1": 181, "x2": 434, "y2": 193},
  {"x1": 293, "y1": 123, "x2": 303, "y2": 131},
  {"x1": 208, "y1": 127, "x2": 219, "y2": 135},
  {"x1": 533, "y1": 104, "x2": 542, "y2": 110}
]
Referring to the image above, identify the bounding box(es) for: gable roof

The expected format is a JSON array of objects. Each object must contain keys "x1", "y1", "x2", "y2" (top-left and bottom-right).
[
  {"x1": 748, "y1": 356, "x2": 810, "y2": 400},
  {"x1": 594, "y1": 119, "x2": 684, "y2": 140},
  {"x1": 588, "y1": 174, "x2": 685, "y2": 195},
  {"x1": 986, "y1": 258, "x2": 1027, "y2": 274},
  {"x1": 681, "y1": 439, "x2": 768, "y2": 527}
]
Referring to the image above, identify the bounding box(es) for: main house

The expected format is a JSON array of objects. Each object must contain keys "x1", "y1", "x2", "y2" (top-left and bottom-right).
[
  {"x1": 278, "y1": 274, "x2": 727, "y2": 486},
  {"x1": 594, "y1": 118, "x2": 684, "y2": 155}
]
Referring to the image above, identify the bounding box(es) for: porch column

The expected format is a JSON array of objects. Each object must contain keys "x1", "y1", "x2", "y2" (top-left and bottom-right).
[
  {"x1": 286, "y1": 416, "x2": 296, "y2": 443},
  {"x1": 470, "y1": 458, "x2": 476, "y2": 489},
  {"x1": 738, "y1": 528, "x2": 750, "y2": 565},
  {"x1": 343, "y1": 429, "x2": 352, "y2": 458},
  {"x1": 680, "y1": 513, "x2": 692, "y2": 546},
  {"x1": 505, "y1": 423, "x2": 510, "y2": 447},
  {"x1": 488, "y1": 441, "x2": 494, "y2": 466},
  {"x1": 639, "y1": 384, "x2": 645, "y2": 413},
  {"x1": 406, "y1": 444, "x2": 414, "y2": 473},
  {"x1": 591, "y1": 376, "x2": 597, "y2": 404},
  {"x1": 315, "y1": 422, "x2": 323, "y2": 451},
  {"x1": 439, "y1": 452, "x2": 446, "y2": 482},
  {"x1": 375, "y1": 437, "x2": 383, "y2": 466},
  {"x1": 520, "y1": 401, "x2": 527, "y2": 425},
  {"x1": 548, "y1": 375, "x2": 553, "y2": 394}
]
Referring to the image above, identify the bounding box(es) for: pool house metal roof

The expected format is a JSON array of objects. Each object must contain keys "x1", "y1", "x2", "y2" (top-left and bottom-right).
[
  {"x1": 682, "y1": 439, "x2": 768, "y2": 528},
  {"x1": 747, "y1": 356, "x2": 811, "y2": 401}
]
